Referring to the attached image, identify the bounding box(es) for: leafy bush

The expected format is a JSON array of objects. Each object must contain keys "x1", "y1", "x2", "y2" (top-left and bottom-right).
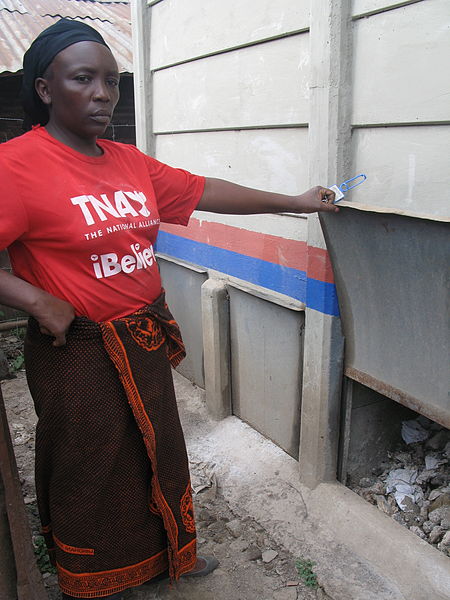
[
  {"x1": 33, "y1": 535, "x2": 57, "y2": 575},
  {"x1": 295, "y1": 557, "x2": 318, "y2": 589}
]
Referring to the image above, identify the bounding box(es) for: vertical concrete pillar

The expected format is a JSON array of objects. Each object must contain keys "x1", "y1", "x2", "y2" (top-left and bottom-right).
[
  {"x1": 131, "y1": 0, "x2": 155, "y2": 155},
  {"x1": 299, "y1": 0, "x2": 352, "y2": 488},
  {"x1": 201, "y1": 279, "x2": 231, "y2": 420}
]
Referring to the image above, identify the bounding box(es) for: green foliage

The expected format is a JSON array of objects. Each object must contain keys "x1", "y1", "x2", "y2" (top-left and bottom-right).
[
  {"x1": 14, "y1": 326, "x2": 27, "y2": 340},
  {"x1": 12, "y1": 353, "x2": 24, "y2": 371},
  {"x1": 33, "y1": 535, "x2": 57, "y2": 575},
  {"x1": 295, "y1": 557, "x2": 318, "y2": 589}
]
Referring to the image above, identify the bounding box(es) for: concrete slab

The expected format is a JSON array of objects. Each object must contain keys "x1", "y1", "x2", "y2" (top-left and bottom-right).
[{"x1": 174, "y1": 370, "x2": 450, "y2": 600}]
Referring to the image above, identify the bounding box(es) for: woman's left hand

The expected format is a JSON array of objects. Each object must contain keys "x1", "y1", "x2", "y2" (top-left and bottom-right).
[{"x1": 292, "y1": 186, "x2": 339, "y2": 213}]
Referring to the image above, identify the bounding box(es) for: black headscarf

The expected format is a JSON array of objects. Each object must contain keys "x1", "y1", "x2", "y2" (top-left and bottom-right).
[{"x1": 22, "y1": 18, "x2": 110, "y2": 130}]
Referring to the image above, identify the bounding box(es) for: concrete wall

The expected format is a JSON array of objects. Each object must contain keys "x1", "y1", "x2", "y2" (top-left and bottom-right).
[
  {"x1": 317, "y1": 0, "x2": 450, "y2": 434},
  {"x1": 135, "y1": 0, "x2": 318, "y2": 460},
  {"x1": 349, "y1": 0, "x2": 450, "y2": 220},
  {"x1": 131, "y1": 2, "x2": 450, "y2": 593},
  {"x1": 132, "y1": 0, "x2": 449, "y2": 473}
]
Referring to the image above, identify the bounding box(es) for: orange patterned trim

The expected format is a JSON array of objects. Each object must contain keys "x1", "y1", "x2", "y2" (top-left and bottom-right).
[
  {"x1": 148, "y1": 496, "x2": 161, "y2": 516},
  {"x1": 58, "y1": 539, "x2": 196, "y2": 597},
  {"x1": 180, "y1": 484, "x2": 196, "y2": 534},
  {"x1": 53, "y1": 534, "x2": 94, "y2": 556},
  {"x1": 125, "y1": 317, "x2": 165, "y2": 352},
  {"x1": 116, "y1": 297, "x2": 186, "y2": 368},
  {"x1": 178, "y1": 538, "x2": 197, "y2": 576},
  {"x1": 58, "y1": 548, "x2": 168, "y2": 598},
  {"x1": 100, "y1": 322, "x2": 180, "y2": 579}
]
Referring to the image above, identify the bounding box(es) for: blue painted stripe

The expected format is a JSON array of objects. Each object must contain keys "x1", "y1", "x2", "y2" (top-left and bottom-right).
[
  {"x1": 306, "y1": 277, "x2": 340, "y2": 317},
  {"x1": 156, "y1": 231, "x2": 340, "y2": 316}
]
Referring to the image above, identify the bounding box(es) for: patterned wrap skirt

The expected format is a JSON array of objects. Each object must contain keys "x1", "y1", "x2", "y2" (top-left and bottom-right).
[{"x1": 24, "y1": 293, "x2": 196, "y2": 598}]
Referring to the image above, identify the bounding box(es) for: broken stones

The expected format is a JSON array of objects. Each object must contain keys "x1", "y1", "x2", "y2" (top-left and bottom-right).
[
  {"x1": 441, "y1": 513, "x2": 450, "y2": 530},
  {"x1": 385, "y1": 469, "x2": 424, "y2": 510},
  {"x1": 375, "y1": 494, "x2": 397, "y2": 516},
  {"x1": 401, "y1": 419, "x2": 429, "y2": 444},
  {"x1": 316, "y1": 590, "x2": 333, "y2": 600},
  {"x1": 429, "y1": 526, "x2": 445, "y2": 544},
  {"x1": 429, "y1": 506, "x2": 450, "y2": 526},
  {"x1": 359, "y1": 477, "x2": 375, "y2": 488},
  {"x1": 351, "y1": 417, "x2": 450, "y2": 555},
  {"x1": 426, "y1": 430, "x2": 450, "y2": 451},
  {"x1": 245, "y1": 545, "x2": 262, "y2": 561},
  {"x1": 429, "y1": 492, "x2": 450, "y2": 512},
  {"x1": 272, "y1": 587, "x2": 297, "y2": 600},
  {"x1": 422, "y1": 520, "x2": 434, "y2": 534},
  {"x1": 438, "y1": 530, "x2": 450, "y2": 555},
  {"x1": 429, "y1": 509, "x2": 442, "y2": 524},
  {"x1": 225, "y1": 518, "x2": 244, "y2": 538},
  {"x1": 409, "y1": 526, "x2": 426, "y2": 540},
  {"x1": 262, "y1": 549, "x2": 279, "y2": 563}
]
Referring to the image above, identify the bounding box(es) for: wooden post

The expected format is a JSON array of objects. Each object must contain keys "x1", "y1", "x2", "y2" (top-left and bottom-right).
[
  {"x1": 0, "y1": 387, "x2": 47, "y2": 599},
  {"x1": 0, "y1": 474, "x2": 16, "y2": 599}
]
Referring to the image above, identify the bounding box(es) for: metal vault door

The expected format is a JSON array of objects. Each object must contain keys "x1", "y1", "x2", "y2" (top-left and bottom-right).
[{"x1": 319, "y1": 208, "x2": 449, "y2": 478}]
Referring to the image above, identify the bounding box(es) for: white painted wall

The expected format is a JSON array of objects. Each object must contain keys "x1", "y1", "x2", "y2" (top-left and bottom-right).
[
  {"x1": 349, "y1": 0, "x2": 450, "y2": 219},
  {"x1": 135, "y1": 0, "x2": 449, "y2": 223},
  {"x1": 156, "y1": 128, "x2": 310, "y2": 236},
  {"x1": 350, "y1": 126, "x2": 450, "y2": 215},
  {"x1": 352, "y1": 2, "x2": 450, "y2": 124},
  {"x1": 153, "y1": 34, "x2": 310, "y2": 132},
  {"x1": 150, "y1": 0, "x2": 310, "y2": 68},
  {"x1": 145, "y1": 0, "x2": 312, "y2": 243},
  {"x1": 132, "y1": 0, "x2": 450, "y2": 459}
]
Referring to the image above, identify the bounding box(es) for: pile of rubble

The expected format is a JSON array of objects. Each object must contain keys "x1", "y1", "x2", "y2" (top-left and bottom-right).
[{"x1": 352, "y1": 417, "x2": 450, "y2": 555}]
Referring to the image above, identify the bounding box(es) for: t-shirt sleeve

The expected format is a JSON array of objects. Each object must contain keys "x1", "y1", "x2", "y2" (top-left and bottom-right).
[
  {"x1": 0, "y1": 162, "x2": 29, "y2": 250},
  {"x1": 144, "y1": 155, "x2": 205, "y2": 225}
]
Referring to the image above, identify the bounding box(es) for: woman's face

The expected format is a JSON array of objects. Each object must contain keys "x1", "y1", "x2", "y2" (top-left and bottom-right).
[{"x1": 36, "y1": 41, "x2": 120, "y2": 142}]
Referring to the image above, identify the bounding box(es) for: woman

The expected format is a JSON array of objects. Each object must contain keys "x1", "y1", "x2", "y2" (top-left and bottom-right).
[{"x1": 0, "y1": 19, "x2": 337, "y2": 599}]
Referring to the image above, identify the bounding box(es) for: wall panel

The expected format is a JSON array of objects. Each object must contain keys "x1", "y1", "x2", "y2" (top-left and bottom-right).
[
  {"x1": 150, "y1": 0, "x2": 310, "y2": 68},
  {"x1": 229, "y1": 287, "x2": 304, "y2": 459},
  {"x1": 350, "y1": 126, "x2": 450, "y2": 218},
  {"x1": 155, "y1": 128, "x2": 309, "y2": 196},
  {"x1": 352, "y1": 0, "x2": 425, "y2": 16},
  {"x1": 158, "y1": 259, "x2": 207, "y2": 386},
  {"x1": 153, "y1": 34, "x2": 310, "y2": 132},
  {"x1": 352, "y1": 0, "x2": 450, "y2": 124}
]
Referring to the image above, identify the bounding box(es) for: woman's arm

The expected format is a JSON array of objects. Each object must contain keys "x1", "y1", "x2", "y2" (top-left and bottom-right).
[
  {"x1": 196, "y1": 178, "x2": 339, "y2": 214},
  {"x1": 0, "y1": 269, "x2": 75, "y2": 346}
]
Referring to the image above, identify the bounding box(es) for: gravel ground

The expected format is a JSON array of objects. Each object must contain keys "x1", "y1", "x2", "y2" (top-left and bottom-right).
[{"x1": 1, "y1": 368, "x2": 330, "y2": 600}]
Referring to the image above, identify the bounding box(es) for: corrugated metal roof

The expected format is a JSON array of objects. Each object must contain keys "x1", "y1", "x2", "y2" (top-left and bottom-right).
[
  {"x1": 0, "y1": 0, "x2": 132, "y2": 74},
  {"x1": 0, "y1": 1, "x2": 27, "y2": 13}
]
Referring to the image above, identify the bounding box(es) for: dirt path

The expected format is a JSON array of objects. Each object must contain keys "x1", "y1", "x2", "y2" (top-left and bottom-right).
[{"x1": 2, "y1": 372, "x2": 328, "y2": 600}]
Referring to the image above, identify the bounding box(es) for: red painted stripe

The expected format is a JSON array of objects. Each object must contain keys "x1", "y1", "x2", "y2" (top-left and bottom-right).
[
  {"x1": 161, "y1": 219, "x2": 307, "y2": 270},
  {"x1": 160, "y1": 218, "x2": 334, "y2": 283},
  {"x1": 307, "y1": 246, "x2": 335, "y2": 283}
]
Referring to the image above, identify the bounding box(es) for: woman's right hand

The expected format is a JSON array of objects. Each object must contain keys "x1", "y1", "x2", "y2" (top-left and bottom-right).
[
  {"x1": 31, "y1": 290, "x2": 75, "y2": 347},
  {"x1": 0, "y1": 269, "x2": 75, "y2": 347}
]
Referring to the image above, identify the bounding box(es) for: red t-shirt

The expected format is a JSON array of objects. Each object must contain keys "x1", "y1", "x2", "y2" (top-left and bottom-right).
[{"x1": 0, "y1": 127, "x2": 204, "y2": 321}]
